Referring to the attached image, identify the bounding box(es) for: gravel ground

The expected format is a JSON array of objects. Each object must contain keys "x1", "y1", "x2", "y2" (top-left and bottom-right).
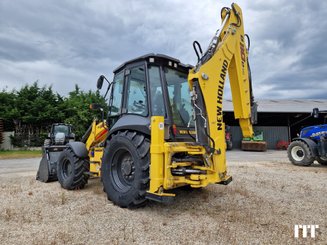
[{"x1": 0, "y1": 151, "x2": 326, "y2": 244}]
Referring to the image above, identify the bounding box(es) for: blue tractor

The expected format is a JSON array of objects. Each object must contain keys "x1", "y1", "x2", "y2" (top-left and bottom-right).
[{"x1": 287, "y1": 108, "x2": 327, "y2": 166}]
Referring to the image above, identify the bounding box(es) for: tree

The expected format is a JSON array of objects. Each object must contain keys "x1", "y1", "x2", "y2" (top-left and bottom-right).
[
  {"x1": 0, "y1": 82, "x2": 108, "y2": 146},
  {"x1": 62, "y1": 85, "x2": 108, "y2": 139},
  {"x1": 0, "y1": 82, "x2": 65, "y2": 146},
  {"x1": 0, "y1": 89, "x2": 17, "y2": 131}
]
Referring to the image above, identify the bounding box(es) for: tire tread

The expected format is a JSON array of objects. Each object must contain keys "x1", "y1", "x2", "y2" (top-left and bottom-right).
[
  {"x1": 287, "y1": 140, "x2": 314, "y2": 166},
  {"x1": 57, "y1": 148, "x2": 89, "y2": 190},
  {"x1": 102, "y1": 130, "x2": 150, "y2": 208}
]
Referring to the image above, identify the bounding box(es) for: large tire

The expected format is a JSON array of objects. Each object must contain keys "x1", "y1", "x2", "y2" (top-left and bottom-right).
[
  {"x1": 317, "y1": 156, "x2": 327, "y2": 166},
  {"x1": 101, "y1": 131, "x2": 150, "y2": 208},
  {"x1": 57, "y1": 148, "x2": 89, "y2": 190},
  {"x1": 287, "y1": 140, "x2": 314, "y2": 166}
]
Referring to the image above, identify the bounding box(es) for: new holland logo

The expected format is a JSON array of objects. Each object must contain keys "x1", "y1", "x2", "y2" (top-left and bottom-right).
[
  {"x1": 310, "y1": 131, "x2": 327, "y2": 137},
  {"x1": 216, "y1": 59, "x2": 228, "y2": 131}
]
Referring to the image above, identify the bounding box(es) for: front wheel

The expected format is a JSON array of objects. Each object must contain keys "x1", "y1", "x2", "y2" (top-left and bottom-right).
[
  {"x1": 287, "y1": 140, "x2": 314, "y2": 166},
  {"x1": 101, "y1": 131, "x2": 150, "y2": 208},
  {"x1": 317, "y1": 156, "x2": 327, "y2": 166},
  {"x1": 57, "y1": 148, "x2": 89, "y2": 190}
]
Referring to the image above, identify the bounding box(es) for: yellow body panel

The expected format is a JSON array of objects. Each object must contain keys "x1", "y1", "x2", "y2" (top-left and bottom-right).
[
  {"x1": 149, "y1": 116, "x2": 165, "y2": 193},
  {"x1": 148, "y1": 116, "x2": 231, "y2": 196},
  {"x1": 89, "y1": 147, "x2": 103, "y2": 176},
  {"x1": 86, "y1": 120, "x2": 108, "y2": 150},
  {"x1": 86, "y1": 120, "x2": 108, "y2": 177}
]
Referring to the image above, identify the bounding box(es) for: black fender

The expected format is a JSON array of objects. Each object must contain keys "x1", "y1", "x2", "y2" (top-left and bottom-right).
[
  {"x1": 109, "y1": 115, "x2": 150, "y2": 135},
  {"x1": 106, "y1": 115, "x2": 151, "y2": 144},
  {"x1": 109, "y1": 125, "x2": 150, "y2": 138},
  {"x1": 292, "y1": 138, "x2": 318, "y2": 157},
  {"x1": 67, "y1": 142, "x2": 89, "y2": 159},
  {"x1": 105, "y1": 126, "x2": 150, "y2": 149}
]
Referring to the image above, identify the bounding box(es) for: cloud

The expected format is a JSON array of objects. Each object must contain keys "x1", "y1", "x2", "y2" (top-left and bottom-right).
[
  {"x1": 246, "y1": 0, "x2": 327, "y2": 98},
  {"x1": 0, "y1": 0, "x2": 326, "y2": 99}
]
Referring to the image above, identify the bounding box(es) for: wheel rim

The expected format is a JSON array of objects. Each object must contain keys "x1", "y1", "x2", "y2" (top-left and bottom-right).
[
  {"x1": 291, "y1": 146, "x2": 305, "y2": 161},
  {"x1": 111, "y1": 149, "x2": 135, "y2": 192},
  {"x1": 62, "y1": 159, "x2": 73, "y2": 179}
]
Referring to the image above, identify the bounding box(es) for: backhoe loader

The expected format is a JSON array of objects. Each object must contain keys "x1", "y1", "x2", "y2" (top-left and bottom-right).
[{"x1": 55, "y1": 3, "x2": 261, "y2": 208}]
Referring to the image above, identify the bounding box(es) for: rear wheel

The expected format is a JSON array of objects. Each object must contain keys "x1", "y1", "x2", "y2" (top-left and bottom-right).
[
  {"x1": 57, "y1": 148, "x2": 89, "y2": 190},
  {"x1": 317, "y1": 156, "x2": 327, "y2": 166},
  {"x1": 101, "y1": 131, "x2": 150, "y2": 208},
  {"x1": 287, "y1": 140, "x2": 314, "y2": 166}
]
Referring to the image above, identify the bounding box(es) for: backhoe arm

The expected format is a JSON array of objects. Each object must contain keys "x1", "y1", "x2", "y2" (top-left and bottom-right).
[{"x1": 188, "y1": 3, "x2": 254, "y2": 153}]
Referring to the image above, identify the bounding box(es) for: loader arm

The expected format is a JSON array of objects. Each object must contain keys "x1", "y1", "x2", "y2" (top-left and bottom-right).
[{"x1": 188, "y1": 3, "x2": 254, "y2": 153}]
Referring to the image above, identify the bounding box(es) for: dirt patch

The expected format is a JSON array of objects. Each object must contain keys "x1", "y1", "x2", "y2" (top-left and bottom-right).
[{"x1": 0, "y1": 156, "x2": 326, "y2": 244}]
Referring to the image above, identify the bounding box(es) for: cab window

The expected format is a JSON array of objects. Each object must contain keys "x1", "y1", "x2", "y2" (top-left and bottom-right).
[
  {"x1": 164, "y1": 68, "x2": 194, "y2": 127},
  {"x1": 110, "y1": 72, "x2": 124, "y2": 116},
  {"x1": 148, "y1": 66, "x2": 165, "y2": 116},
  {"x1": 126, "y1": 66, "x2": 148, "y2": 116},
  {"x1": 53, "y1": 125, "x2": 69, "y2": 136}
]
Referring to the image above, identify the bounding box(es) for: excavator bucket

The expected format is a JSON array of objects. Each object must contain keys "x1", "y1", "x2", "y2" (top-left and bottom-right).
[
  {"x1": 36, "y1": 146, "x2": 65, "y2": 182},
  {"x1": 241, "y1": 131, "x2": 267, "y2": 151},
  {"x1": 241, "y1": 141, "x2": 267, "y2": 151}
]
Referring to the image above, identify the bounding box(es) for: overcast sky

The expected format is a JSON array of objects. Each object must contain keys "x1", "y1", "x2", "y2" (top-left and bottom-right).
[{"x1": 0, "y1": 0, "x2": 326, "y2": 99}]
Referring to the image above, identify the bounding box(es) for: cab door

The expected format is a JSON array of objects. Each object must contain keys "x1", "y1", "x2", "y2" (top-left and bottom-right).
[{"x1": 107, "y1": 71, "x2": 125, "y2": 128}]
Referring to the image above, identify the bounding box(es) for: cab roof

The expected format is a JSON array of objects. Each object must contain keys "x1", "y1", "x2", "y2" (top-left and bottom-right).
[{"x1": 113, "y1": 53, "x2": 193, "y2": 74}]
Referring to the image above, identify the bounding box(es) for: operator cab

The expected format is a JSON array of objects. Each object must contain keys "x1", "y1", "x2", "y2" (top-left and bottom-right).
[
  {"x1": 52, "y1": 124, "x2": 70, "y2": 136},
  {"x1": 48, "y1": 123, "x2": 75, "y2": 145},
  {"x1": 106, "y1": 53, "x2": 195, "y2": 141}
]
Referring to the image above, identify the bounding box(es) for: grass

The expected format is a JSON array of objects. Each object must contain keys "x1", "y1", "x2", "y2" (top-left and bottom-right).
[{"x1": 0, "y1": 150, "x2": 42, "y2": 159}]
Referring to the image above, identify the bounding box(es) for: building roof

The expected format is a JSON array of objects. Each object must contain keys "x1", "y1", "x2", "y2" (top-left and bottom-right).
[{"x1": 223, "y1": 99, "x2": 327, "y2": 113}]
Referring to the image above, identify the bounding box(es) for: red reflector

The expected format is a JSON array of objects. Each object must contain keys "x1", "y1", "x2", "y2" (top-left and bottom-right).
[{"x1": 172, "y1": 124, "x2": 178, "y2": 136}]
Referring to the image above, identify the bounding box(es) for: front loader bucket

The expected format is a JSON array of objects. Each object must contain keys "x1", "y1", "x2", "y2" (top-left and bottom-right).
[
  {"x1": 36, "y1": 152, "x2": 54, "y2": 182},
  {"x1": 36, "y1": 146, "x2": 66, "y2": 182}
]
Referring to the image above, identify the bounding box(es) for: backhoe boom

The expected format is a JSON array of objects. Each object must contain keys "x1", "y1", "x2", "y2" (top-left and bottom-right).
[{"x1": 188, "y1": 3, "x2": 254, "y2": 153}]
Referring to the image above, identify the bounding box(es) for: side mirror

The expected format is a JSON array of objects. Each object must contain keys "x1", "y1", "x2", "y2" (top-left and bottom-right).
[
  {"x1": 48, "y1": 133, "x2": 51, "y2": 138},
  {"x1": 97, "y1": 75, "x2": 104, "y2": 90},
  {"x1": 69, "y1": 133, "x2": 75, "y2": 139},
  {"x1": 90, "y1": 103, "x2": 103, "y2": 110},
  {"x1": 312, "y1": 108, "x2": 319, "y2": 118}
]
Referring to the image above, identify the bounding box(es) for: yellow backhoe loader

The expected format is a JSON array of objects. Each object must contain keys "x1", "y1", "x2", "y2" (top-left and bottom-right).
[{"x1": 54, "y1": 3, "x2": 263, "y2": 208}]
